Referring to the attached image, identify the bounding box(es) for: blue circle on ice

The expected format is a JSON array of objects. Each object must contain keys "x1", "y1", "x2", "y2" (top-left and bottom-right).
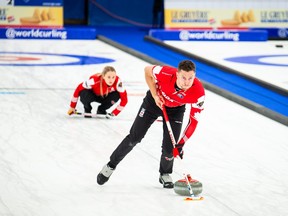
[
  {"x1": 0, "y1": 52, "x2": 115, "y2": 66},
  {"x1": 224, "y1": 55, "x2": 288, "y2": 67}
]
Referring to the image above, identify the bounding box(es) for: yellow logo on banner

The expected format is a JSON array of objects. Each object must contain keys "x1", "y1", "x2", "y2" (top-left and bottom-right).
[
  {"x1": 0, "y1": 6, "x2": 63, "y2": 27},
  {"x1": 165, "y1": 9, "x2": 288, "y2": 29}
]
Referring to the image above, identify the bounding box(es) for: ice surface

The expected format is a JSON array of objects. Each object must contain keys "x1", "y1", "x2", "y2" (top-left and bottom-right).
[{"x1": 0, "y1": 39, "x2": 287, "y2": 216}]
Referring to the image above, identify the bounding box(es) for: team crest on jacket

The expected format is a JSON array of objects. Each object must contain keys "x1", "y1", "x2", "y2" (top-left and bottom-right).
[
  {"x1": 177, "y1": 93, "x2": 184, "y2": 99},
  {"x1": 139, "y1": 107, "x2": 145, "y2": 117}
]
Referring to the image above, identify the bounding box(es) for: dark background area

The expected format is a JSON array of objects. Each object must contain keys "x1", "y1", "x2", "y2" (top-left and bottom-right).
[{"x1": 63, "y1": 0, "x2": 163, "y2": 27}]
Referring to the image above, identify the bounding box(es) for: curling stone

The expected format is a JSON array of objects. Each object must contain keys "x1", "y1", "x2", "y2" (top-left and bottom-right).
[{"x1": 174, "y1": 175, "x2": 203, "y2": 196}]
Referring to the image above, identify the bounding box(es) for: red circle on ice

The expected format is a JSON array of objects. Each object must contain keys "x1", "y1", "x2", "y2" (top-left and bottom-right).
[{"x1": 0, "y1": 56, "x2": 41, "y2": 61}]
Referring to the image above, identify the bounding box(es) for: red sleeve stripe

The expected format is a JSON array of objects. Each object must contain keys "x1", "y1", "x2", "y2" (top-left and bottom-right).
[{"x1": 71, "y1": 96, "x2": 78, "y2": 103}]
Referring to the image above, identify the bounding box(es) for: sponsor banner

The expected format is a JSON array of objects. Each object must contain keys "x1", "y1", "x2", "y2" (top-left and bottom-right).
[
  {"x1": 13, "y1": 0, "x2": 62, "y2": 6},
  {"x1": 0, "y1": 27, "x2": 97, "y2": 39},
  {"x1": 165, "y1": 9, "x2": 288, "y2": 29},
  {"x1": 250, "y1": 28, "x2": 288, "y2": 39},
  {"x1": 149, "y1": 30, "x2": 268, "y2": 41},
  {"x1": 0, "y1": 6, "x2": 62, "y2": 27}
]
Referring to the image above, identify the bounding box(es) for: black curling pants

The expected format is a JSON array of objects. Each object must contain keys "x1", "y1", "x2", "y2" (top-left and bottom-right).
[
  {"x1": 79, "y1": 89, "x2": 120, "y2": 114},
  {"x1": 109, "y1": 91, "x2": 185, "y2": 174}
]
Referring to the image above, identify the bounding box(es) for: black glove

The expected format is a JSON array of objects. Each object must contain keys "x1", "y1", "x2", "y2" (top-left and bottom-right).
[{"x1": 173, "y1": 143, "x2": 184, "y2": 159}]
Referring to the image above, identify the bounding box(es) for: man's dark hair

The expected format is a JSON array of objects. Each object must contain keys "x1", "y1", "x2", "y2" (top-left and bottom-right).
[{"x1": 178, "y1": 60, "x2": 196, "y2": 72}]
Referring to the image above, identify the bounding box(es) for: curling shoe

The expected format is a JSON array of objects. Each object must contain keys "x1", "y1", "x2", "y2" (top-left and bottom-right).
[
  {"x1": 159, "y1": 173, "x2": 174, "y2": 188},
  {"x1": 84, "y1": 108, "x2": 92, "y2": 118},
  {"x1": 97, "y1": 164, "x2": 115, "y2": 185},
  {"x1": 84, "y1": 114, "x2": 92, "y2": 118}
]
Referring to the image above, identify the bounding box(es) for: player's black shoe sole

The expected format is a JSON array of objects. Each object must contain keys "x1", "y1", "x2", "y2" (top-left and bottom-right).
[
  {"x1": 97, "y1": 173, "x2": 109, "y2": 185},
  {"x1": 97, "y1": 164, "x2": 115, "y2": 185}
]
